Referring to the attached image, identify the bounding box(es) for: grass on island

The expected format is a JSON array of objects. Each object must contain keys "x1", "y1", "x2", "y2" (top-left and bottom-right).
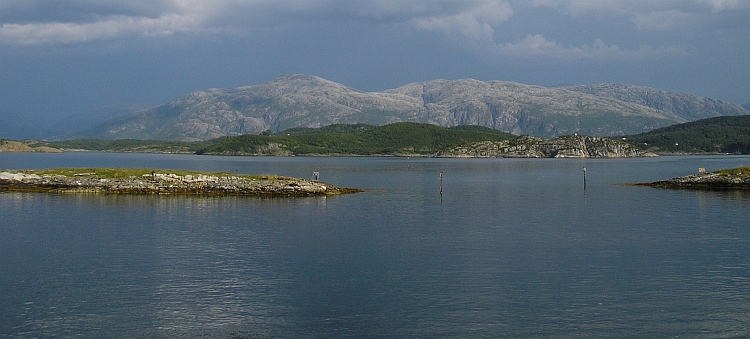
[
  {"x1": 196, "y1": 122, "x2": 516, "y2": 156},
  {"x1": 715, "y1": 166, "x2": 750, "y2": 176},
  {"x1": 21, "y1": 168, "x2": 283, "y2": 181}
]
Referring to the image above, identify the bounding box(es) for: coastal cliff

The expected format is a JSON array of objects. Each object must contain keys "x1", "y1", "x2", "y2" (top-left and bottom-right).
[
  {"x1": 0, "y1": 169, "x2": 361, "y2": 196},
  {"x1": 438, "y1": 135, "x2": 656, "y2": 158}
]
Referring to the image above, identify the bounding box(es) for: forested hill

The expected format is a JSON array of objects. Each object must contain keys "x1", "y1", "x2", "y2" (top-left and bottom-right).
[
  {"x1": 623, "y1": 115, "x2": 750, "y2": 154},
  {"x1": 197, "y1": 122, "x2": 516, "y2": 156}
]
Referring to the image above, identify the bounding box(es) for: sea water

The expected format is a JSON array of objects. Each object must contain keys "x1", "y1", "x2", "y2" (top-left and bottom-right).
[{"x1": 1, "y1": 153, "x2": 749, "y2": 338}]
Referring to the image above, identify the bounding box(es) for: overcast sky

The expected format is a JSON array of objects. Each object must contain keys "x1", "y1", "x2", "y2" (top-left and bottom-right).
[{"x1": 1, "y1": 0, "x2": 749, "y2": 119}]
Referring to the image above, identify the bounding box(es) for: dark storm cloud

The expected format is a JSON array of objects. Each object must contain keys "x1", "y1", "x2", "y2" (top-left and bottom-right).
[
  {"x1": 0, "y1": 1, "x2": 174, "y2": 23},
  {"x1": 0, "y1": 0, "x2": 748, "y2": 121},
  {"x1": 2, "y1": 0, "x2": 747, "y2": 62}
]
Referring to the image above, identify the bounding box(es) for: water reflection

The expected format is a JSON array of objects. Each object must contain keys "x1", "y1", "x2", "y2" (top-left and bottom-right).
[
  {"x1": 1, "y1": 194, "x2": 323, "y2": 337},
  {"x1": 2, "y1": 154, "x2": 750, "y2": 338}
]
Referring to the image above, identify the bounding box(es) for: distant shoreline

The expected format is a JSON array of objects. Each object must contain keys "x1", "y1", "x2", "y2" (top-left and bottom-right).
[{"x1": 2, "y1": 147, "x2": 735, "y2": 157}]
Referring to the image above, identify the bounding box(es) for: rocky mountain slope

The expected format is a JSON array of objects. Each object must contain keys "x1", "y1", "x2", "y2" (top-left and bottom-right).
[
  {"x1": 563, "y1": 84, "x2": 745, "y2": 121},
  {"x1": 75, "y1": 75, "x2": 749, "y2": 141}
]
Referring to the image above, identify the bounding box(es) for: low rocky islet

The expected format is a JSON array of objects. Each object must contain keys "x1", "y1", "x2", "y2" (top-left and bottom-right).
[
  {"x1": 634, "y1": 166, "x2": 750, "y2": 190},
  {"x1": 0, "y1": 168, "x2": 361, "y2": 196}
]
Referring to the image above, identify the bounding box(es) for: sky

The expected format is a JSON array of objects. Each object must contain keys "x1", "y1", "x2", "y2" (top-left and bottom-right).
[{"x1": 1, "y1": 0, "x2": 749, "y2": 121}]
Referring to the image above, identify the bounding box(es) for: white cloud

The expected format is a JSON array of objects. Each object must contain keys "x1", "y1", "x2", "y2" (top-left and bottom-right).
[
  {"x1": 491, "y1": 34, "x2": 684, "y2": 61},
  {"x1": 410, "y1": 1, "x2": 687, "y2": 61},
  {"x1": 0, "y1": 0, "x2": 215, "y2": 45},
  {"x1": 0, "y1": 0, "x2": 510, "y2": 45},
  {"x1": 0, "y1": 13, "x2": 203, "y2": 45},
  {"x1": 0, "y1": 0, "x2": 742, "y2": 66},
  {"x1": 701, "y1": 0, "x2": 743, "y2": 12},
  {"x1": 529, "y1": 0, "x2": 628, "y2": 15},
  {"x1": 528, "y1": 0, "x2": 749, "y2": 15},
  {"x1": 631, "y1": 10, "x2": 694, "y2": 31},
  {"x1": 413, "y1": 1, "x2": 514, "y2": 46}
]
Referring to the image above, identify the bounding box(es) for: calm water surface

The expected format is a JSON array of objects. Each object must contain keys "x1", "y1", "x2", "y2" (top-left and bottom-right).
[{"x1": 1, "y1": 153, "x2": 750, "y2": 338}]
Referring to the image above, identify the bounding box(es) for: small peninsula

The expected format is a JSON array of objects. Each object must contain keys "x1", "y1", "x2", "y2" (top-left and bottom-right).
[
  {"x1": 0, "y1": 168, "x2": 361, "y2": 196},
  {"x1": 0, "y1": 139, "x2": 61, "y2": 153},
  {"x1": 635, "y1": 167, "x2": 750, "y2": 190}
]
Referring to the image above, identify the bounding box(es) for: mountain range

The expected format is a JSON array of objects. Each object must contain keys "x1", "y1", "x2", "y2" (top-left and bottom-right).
[{"x1": 69, "y1": 75, "x2": 749, "y2": 141}]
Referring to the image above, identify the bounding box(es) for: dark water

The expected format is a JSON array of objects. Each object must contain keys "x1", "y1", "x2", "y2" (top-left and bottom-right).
[{"x1": 1, "y1": 153, "x2": 750, "y2": 338}]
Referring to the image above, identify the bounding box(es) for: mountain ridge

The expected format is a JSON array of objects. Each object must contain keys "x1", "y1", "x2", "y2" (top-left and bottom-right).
[
  {"x1": 72, "y1": 74, "x2": 749, "y2": 141},
  {"x1": 563, "y1": 83, "x2": 745, "y2": 121}
]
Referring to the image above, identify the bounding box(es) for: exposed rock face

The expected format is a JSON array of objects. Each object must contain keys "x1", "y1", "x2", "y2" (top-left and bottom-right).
[
  {"x1": 564, "y1": 84, "x2": 748, "y2": 121},
  {"x1": 438, "y1": 135, "x2": 656, "y2": 158},
  {"x1": 208, "y1": 142, "x2": 294, "y2": 156},
  {"x1": 0, "y1": 171, "x2": 361, "y2": 196},
  {"x1": 75, "y1": 75, "x2": 749, "y2": 141},
  {"x1": 636, "y1": 167, "x2": 750, "y2": 190}
]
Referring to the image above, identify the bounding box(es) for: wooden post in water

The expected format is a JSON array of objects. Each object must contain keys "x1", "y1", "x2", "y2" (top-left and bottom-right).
[
  {"x1": 440, "y1": 171, "x2": 444, "y2": 205},
  {"x1": 583, "y1": 167, "x2": 587, "y2": 190}
]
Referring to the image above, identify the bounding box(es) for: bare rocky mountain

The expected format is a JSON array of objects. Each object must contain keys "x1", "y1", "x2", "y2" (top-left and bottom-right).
[
  {"x1": 564, "y1": 84, "x2": 747, "y2": 121},
  {"x1": 75, "y1": 74, "x2": 750, "y2": 141}
]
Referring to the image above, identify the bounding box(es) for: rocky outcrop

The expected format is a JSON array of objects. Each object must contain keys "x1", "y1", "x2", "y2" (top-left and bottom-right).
[
  {"x1": 438, "y1": 135, "x2": 656, "y2": 158},
  {"x1": 635, "y1": 167, "x2": 750, "y2": 190},
  {"x1": 207, "y1": 142, "x2": 294, "y2": 156},
  {"x1": 0, "y1": 170, "x2": 361, "y2": 196}
]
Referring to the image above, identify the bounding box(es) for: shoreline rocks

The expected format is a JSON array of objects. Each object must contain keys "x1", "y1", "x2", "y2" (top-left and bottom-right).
[
  {"x1": 0, "y1": 170, "x2": 362, "y2": 196},
  {"x1": 437, "y1": 135, "x2": 656, "y2": 158},
  {"x1": 634, "y1": 167, "x2": 750, "y2": 190}
]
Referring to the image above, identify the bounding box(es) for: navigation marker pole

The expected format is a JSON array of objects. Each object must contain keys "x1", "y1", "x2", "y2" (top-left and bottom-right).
[
  {"x1": 583, "y1": 167, "x2": 587, "y2": 190},
  {"x1": 440, "y1": 171, "x2": 443, "y2": 205}
]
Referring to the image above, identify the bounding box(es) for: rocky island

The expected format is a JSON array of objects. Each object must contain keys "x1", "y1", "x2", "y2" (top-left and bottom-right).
[
  {"x1": 635, "y1": 166, "x2": 750, "y2": 190},
  {"x1": 438, "y1": 135, "x2": 656, "y2": 158},
  {"x1": 0, "y1": 168, "x2": 361, "y2": 196}
]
